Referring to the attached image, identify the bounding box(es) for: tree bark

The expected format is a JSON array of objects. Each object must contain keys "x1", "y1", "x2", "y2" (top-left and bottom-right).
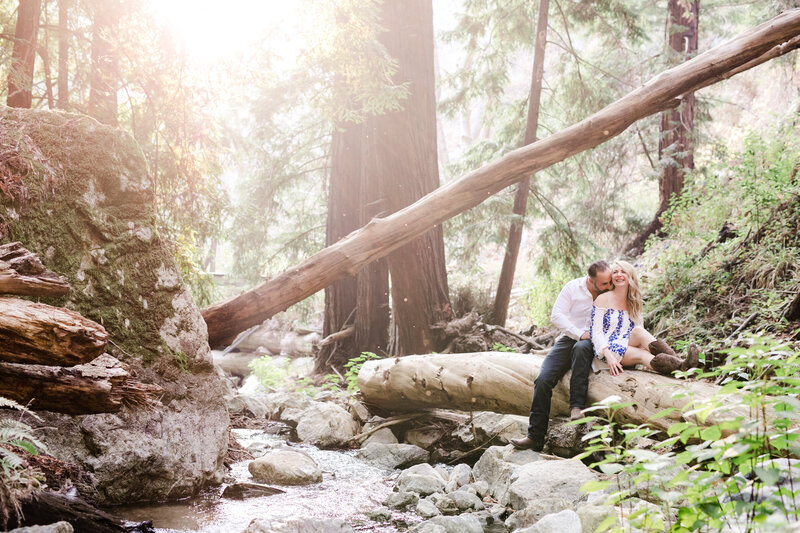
[
  {"x1": 0, "y1": 297, "x2": 107, "y2": 366},
  {"x1": 626, "y1": 0, "x2": 699, "y2": 256},
  {"x1": 88, "y1": 0, "x2": 118, "y2": 125},
  {"x1": 0, "y1": 354, "x2": 162, "y2": 415},
  {"x1": 57, "y1": 0, "x2": 69, "y2": 109},
  {"x1": 357, "y1": 352, "x2": 732, "y2": 433},
  {"x1": 0, "y1": 242, "x2": 69, "y2": 297},
  {"x1": 368, "y1": 0, "x2": 453, "y2": 355},
  {"x1": 202, "y1": 10, "x2": 800, "y2": 348},
  {"x1": 490, "y1": 0, "x2": 549, "y2": 326},
  {"x1": 6, "y1": 0, "x2": 41, "y2": 108},
  {"x1": 316, "y1": 122, "x2": 362, "y2": 373}
]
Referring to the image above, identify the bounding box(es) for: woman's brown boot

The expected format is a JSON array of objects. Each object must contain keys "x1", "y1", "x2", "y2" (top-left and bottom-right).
[
  {"x1": 649, "y1": 339, "x2": 677, "y2": 356},
  {"x1": 650, "y1": 353, "x2": 684, "y2": 375}
]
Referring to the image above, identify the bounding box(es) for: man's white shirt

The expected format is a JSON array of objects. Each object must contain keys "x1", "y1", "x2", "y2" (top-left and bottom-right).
[{"x1": 549, "y1": 276, "x2": 593, "y2": 340}]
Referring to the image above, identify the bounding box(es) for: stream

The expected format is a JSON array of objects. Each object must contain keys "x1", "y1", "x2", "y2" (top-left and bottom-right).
[{"x1": 112, "y1": 429, "x2": 421, "y2": 532}]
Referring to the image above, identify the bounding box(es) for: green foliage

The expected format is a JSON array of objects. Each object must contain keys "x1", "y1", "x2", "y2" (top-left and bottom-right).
[
  {"x1": 343, "y1": 351, "x2": 381, "y2": 394},
  {"x1": 0, "y1": 397, "x2": 46, "y2": 529},
  {"x1": 579, "y1": 337, "x2": 800, "y2": 532},
  {"x1": 519, "y1": 266, "x2": 576, "y2": 328},
  {"x1": 491, "y1": 342, "x2": 516, "y2": 352},
  {"x1": 249, "y1": 356, "x2": 291, "y2": 390}
]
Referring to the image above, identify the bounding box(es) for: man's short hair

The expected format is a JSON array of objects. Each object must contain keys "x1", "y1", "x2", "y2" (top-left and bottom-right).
[{"x1": 588, "y1": 260, "x2": 610, "y2": 279}]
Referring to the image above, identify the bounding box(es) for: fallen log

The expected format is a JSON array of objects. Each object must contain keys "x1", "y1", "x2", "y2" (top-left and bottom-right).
[
  {"x1": 0, "y1": 241, "x2": 70, "y2": 297},
  {"x1": 202, "y1": 10, "x2": 800, "y2": 347},
  {"x1": 0, "y1": 354, "x2": 162, "y2": 415},
  {"x1": 0, "y1": 296, "x2": 108, "y2": 366},
  {"x1": 357, "y1": 352, "x2": 732, "y2": 433}
]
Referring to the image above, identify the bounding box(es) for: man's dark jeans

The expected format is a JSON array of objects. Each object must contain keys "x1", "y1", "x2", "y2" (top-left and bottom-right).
[{"x1": 527, "y1": 336, "x2": 594, "y2": 439}]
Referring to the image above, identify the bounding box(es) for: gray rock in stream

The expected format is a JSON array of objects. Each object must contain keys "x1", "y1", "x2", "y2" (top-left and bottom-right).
[
  {"x1": 9, "y1": 523, "x2": 73, "y2": 533},
  {"x1": 356, "y1": 442, "x2": 429, "y2": 469},
  {"x1": 243, "y1": 518, "x2": 354, "y2": 533},
  {"x1": 222, "y1": 481, "x2": 284, "y2": 499},
  {"x1": 248, "y1": 449, "x2": 322, "y2": 485},
  {"x1": 472, "y1": 445, "x2": 541, "y2": 505},
  {"x1": 410, "y1": 515, "x2": 483, "y2": 533},
  {"x1": 507, "y1": 459, "x2": 598, "y2": 510},
  {"x1": 516, "y1": 509, "x2": 582, "y2": 533},
  {"x1": 295, "y1": 402, "x2": 359, "y2": 448}
]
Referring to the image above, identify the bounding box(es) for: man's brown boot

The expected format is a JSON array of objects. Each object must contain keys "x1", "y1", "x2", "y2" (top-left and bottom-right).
[
  {"x1": 510, "y1": 435, "x2": 545, "y2": 452},
  {"x1": 649, "y1": 339, "x2": 677, "y2": 356},
  {"x1": 570, "y1": 407, "x2": 584, "y2": 421},
  {"x1": 650, "y1": 353, "x2": 684, "y2": 375}
]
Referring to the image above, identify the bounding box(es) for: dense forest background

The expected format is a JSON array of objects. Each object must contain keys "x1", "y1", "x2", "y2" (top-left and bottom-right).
[{"x1": 2, "y1": 0, "x2": 799, "y2": 363}]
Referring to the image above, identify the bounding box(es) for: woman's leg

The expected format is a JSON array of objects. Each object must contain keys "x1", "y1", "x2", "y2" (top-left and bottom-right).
[
  {"x1": 620, "y1": 346, "x2": 654, "y2": 369},
  {"x1": 628, "y1": 326, "x2": 657, "y2": 349}
]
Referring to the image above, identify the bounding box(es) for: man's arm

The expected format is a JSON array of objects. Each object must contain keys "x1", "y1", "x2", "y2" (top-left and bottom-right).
[{"x1": 550, "y1": 283, "x2": 585, "y2": 340}]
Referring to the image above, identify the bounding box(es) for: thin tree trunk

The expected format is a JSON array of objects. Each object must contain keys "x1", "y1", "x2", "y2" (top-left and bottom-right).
[
  {"x1": 625, "y1": 0, "x2": 699, "y2": 256},
  {"x1": 203, "y1": 10, "x2": 800, "y2": 347},
  {"x1": 490, "y1": 0, "x2": 549, "y2": 326},
  {"x1": 88, "y1": 0, "x2": 118, "y2": 125},
  {"x1": 57, "y1": 0, "x2": 68, "y2": 108},
  {"x1": 7, "y1": 0, "x2": 41, "y2": 108},
  {"x1": 369, "y1": 0, "x2": 452, "y2": 355},
  {"x1": 316, "y1": 122, "x2": 362, "y2": 373}
]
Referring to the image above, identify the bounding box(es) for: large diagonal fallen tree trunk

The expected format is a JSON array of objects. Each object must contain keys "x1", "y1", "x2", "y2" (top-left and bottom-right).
[
  {"x1": 0, "y1": 242, "x2": 70, "y2": 297},
  {"x1": 0, "y1": 354, "x2": 162, "y2": 415},
  {"x1": 357, "y1": 352, "x2": 731, "y2": 433},
  {"x1": 0, "y1": 297, "x2": 108, "y2": 366},
  {"x1": 203, "y1": 10, "x2": 800, "y2": 347}
]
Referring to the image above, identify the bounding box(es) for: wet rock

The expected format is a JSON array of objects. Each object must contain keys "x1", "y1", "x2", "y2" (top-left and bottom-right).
[
  {"x1": 448, "y1": 490, "x2": 485, "y2": 512},
  {"x1": 248, "y1": 449, "x2": 322, "y2": 485},
  {"x1": 403, "y1": 463, "x2": 445, "y2": 480},
  {"x1": 405, "y1": 427, "x2": 445, "y2": 449},
  {"x1": 365, "y1": 507, "x2": 392, "y2": 521},
  {"x1": 575, "y1": 504, "x2": 617, "y2": 533},
  {"x1": 227, "y1": 393, "x2": 270, "y2": 418},
  {"x1": 415, "y1": 497, "x2": 441, "y2": 518},
  {"x1": 222, "y1": 482, "x2": 284, "y2": 500},
  {"x1": 267, "y1": 392, "x2": 314, "y2": 422},
  {"x1": 410, "y1": 514, "x2": 483, "y2": 533},
  {"x1": 444, "y1": 463, "x2": 471, "y2": 492},
  {"x1": 362, "y1": 428, "x2": 398, "y2": 446},
  {"x1": 472, "y1": 445, "x2": 541, "y2": 505},
  {"x1": 507, "y1": 459, "x2": 598, "y2": 511},
  {"x1": 243, "y1": 517, "x2": 353, "y2": 533},
  {"x1": 505, "y1": 498, "x2": 572, "y2": 530},
  {"x1": 466, "y1": 480, "x2": 490, "y2": 498},
  {"x1": 384, "y1": 491, "x2": 419, "y2": 510},
  {"x1": 356, "y1": 443, "x2": 429, "y2": 469},
  {"x1": 518, "y1": 509, "x2": 582, "y2": 533},
  {"x1": 295, "y1": 402, "x2": 359, "y2": 448},
  {"x1": 453, "y1": 412, "x2": 528, "y2": 446},
  {"x1": 8, "y1": 523, "x2": 73, "y2": 533},
  {"x1": 347, "y1": 401, "x2": 371, "y2": 423},
  {"x1": 395, "y1": 474, "x2": 446, "y2": 496}
]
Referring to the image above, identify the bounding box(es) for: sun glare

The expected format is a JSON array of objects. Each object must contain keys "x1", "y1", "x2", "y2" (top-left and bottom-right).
[{"x1": 151, "y1": 0, "x2": 301, "y2": 64}]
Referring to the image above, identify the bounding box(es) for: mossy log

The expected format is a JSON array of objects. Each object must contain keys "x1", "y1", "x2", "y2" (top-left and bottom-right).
[
  {"x1": 203, "y1": 10, "x2": 800, "y2": 347},
  {"x1": 357, "y1": 352, "x2": 731, "y2": 433},
  {"x1": 0, "y1": 297, "x2": 108, "y2": 366},
  {"x1": 0, "y1": 242, "x2": 70, "y2": 297},
  {"x1": 0, "y1": 354, "x2": 162, "y2": 415}
]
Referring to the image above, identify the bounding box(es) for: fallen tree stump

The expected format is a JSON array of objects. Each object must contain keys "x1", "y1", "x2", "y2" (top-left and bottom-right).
[
  {"x1": 357, "y1": 352, "x2": 733, "y2": 433},
  {"x1": 0, "y1": 241, "x2": 70, "y2": 297},
  {"x1": 0, "y1": 297, "x2": 108, "y2": 366},
  {"x1": 0, "y1": 354, "x2": 162, "y2": 415}
]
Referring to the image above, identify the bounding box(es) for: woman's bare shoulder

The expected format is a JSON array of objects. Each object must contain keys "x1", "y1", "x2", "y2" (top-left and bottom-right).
[{"x1": 594, "y1": 292, "x2": 613, "y2": 307}]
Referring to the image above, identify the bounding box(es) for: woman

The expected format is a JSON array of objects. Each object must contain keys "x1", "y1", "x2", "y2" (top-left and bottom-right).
[{"x1": 590, "y1": 260, "x2": 697, "y2": 376}]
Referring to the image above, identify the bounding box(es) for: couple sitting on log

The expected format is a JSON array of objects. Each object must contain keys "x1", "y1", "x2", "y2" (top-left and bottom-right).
[{"x1": 511, "y1": 260, "x2": 698, "y2": 452}]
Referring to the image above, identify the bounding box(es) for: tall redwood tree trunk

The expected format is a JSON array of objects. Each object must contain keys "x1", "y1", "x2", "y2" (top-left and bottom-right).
[
  {"x1": 316, "y1": 122, "x2": 362, "y2": 373},
  {"x1": 7, "y1": 0, "x2": 42, "y2": 109},
  {"x1": 625, "y1": 0, "x2": 698, "y2": 256},
  {"x1": 367, "y1": 0, "x2": 452, "y2": 355},
  {"x1": 88, "y1": 0, "x2": 118, "y2": 126},
  {"x1": 57, "y1": 0, "x2": 69, "y2": 109},
  {"x1": 490, "y1": 0, "x2": 549, "y2": 326}
]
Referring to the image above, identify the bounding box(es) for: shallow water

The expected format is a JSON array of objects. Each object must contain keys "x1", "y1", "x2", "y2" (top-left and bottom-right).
[{"x1": 112, "y1": 429, "x2": 418, "y2": 532}]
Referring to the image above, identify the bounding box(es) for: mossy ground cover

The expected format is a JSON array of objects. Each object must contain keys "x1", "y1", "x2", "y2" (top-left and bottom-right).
[{"x1": 643, "y1": 119, "x2": 800, "y2": 363}]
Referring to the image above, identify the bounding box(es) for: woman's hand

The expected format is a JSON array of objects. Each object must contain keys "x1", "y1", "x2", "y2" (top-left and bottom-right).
[{"x1": 604, "y1": 349, "x2": 624, "y2": 376}]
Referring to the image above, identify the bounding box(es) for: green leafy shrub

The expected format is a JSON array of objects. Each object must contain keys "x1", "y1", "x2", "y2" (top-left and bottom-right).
[
  {"x1": 579, "y1": 337, "x2": 800, "y2": 532},
  {"x1": 248, "y1": 356, "x2": 290, "y2": 390},
  {"x1": 343, "y1": 352, "x2": 381, "y2": 394},
  {"x1": 0, "y1": 397, "x2": 46, "y2": 529}
]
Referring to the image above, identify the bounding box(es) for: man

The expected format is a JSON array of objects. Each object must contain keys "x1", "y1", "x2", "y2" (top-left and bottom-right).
[{"x1": 510, "y1": 261, "x2": 612, "y2": 452}]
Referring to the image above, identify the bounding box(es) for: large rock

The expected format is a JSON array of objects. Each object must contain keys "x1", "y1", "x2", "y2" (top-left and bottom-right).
[
  {"x1": 453, "y1": 411, "x2": 529, "y2": 446},
  {"x1": 294, "y1": 402, "x2": 359, "y2": 447},
  {"x1": 410, "y1": 515, "x2": 483, "y2": 533},
  {"x1": 244, "y1": 518, "x2": 353, "y2": 533},
  {"x1": 472, "y1": 445, "x2": 541, "y2": 505},
  {"x1": 0, "y1": 108, "x2": 228, "y2": 504},
  {"x1": 356, "y1": 442, "x2": 429, "y2": 469},
  {"x1": 248, "y1": 449, "x2": 322, "y2": 485},
  {"x1": 518, "y1": 509, "x2": 582, "y2": 533},
  {"x1": 507, "y1": 459, "x2": 599, "y2": 511},
  {"x1": 9, "y1": 523, "x2": 73, "y2": 533}
]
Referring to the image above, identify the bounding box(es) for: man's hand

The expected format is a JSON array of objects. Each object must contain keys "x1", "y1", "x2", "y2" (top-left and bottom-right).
[
  {"x1": 604, "y1": 349, "x2": 624, "y2": 376},
  {"x1": 580, "y1": 331, "x2": 591, "y2": 340}
]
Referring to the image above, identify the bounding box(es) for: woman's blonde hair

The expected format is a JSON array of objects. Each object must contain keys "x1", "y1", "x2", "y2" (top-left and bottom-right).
[{"x1": 613, "y1": 260, "x2": 642, "y2": 325}]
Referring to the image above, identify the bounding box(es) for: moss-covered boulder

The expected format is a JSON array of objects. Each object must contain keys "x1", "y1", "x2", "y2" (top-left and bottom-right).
[{"x1": 0, "y1": 106, "x2": 228, "y2": 504}]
